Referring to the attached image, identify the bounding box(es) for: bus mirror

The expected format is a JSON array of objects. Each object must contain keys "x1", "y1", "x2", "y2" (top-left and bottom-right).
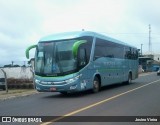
[
  {"x1": 72, "y1": 40, "x2": 87, "y2": 58},
  {"x1": 25, "y1": 45, "x2": 37, "y2": 59}
]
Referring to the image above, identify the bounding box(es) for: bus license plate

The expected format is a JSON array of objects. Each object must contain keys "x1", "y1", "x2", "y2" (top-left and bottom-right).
[{"x1": 50, "y1": 87, "x2": 56, "y2": 91}]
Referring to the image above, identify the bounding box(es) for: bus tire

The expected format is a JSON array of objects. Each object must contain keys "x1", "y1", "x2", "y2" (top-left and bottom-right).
[
  {"x1": 126, "y1": 73, "x2": 132, "y2": 84},
  {"x1": 92, "y1": 77, "x2": 100, "y2": 93}
]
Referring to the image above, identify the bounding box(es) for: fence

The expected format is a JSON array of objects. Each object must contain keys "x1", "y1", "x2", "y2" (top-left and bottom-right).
[{"x1": 0, "y1": 67, "x2": 34, "y2": 89}]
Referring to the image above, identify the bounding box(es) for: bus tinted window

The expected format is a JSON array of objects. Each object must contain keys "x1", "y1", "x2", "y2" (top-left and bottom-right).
[
  {"x1": 94, "y1": 38, "x2": 124, "y2": 59},
  {"x1": 125, "y1": 47, "x2": 138, "y2": 60}
]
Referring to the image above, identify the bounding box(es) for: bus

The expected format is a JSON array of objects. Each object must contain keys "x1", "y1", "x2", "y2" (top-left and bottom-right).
[{"x1": 26, "y1": 31, "x2": 138, "y2": 94}]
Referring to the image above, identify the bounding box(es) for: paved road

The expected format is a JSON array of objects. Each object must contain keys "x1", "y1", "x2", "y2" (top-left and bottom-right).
[{"x1": 0, "y1": 72, "x2": 160, "y2": 125}]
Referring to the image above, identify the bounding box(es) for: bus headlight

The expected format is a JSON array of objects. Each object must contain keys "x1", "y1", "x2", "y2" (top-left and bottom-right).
[
  {"x1": 65, "y1": 74, "x2": 82, "y2": 84},
  {"x1": 35, "y1": 79, "x2": 40, "y2": 84},
  {"x1": 65, "y1": 77, "x2": 78, "y2": 84}
]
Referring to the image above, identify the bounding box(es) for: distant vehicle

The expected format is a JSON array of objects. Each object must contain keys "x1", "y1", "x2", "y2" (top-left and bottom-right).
[
  {"x1": 0, "y1": 78, "x2": 6, "y2": 90},
  {"x1": 26, "y1": 31, "x2": 139, "y2": 94},
  {"x1": 157, "y1": 70, "x2": 160, "y2": 76},
  {"x1": 152, "y1": 65, "x2": 160, "y2": 72}
]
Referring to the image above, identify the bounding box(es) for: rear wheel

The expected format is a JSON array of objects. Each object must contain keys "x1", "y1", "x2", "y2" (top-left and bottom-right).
[
  {"x1": 92, "y1": 77, "x2": 100, "y2": 93},
  {"x1": 126, "y1": 73, "x2": 132, "y2": 84}
]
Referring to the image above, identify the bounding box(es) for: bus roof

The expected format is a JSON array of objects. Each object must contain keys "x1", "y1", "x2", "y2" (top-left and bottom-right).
[{"x1": 39, "y1": 31, "x2": 136, "y2": 48}]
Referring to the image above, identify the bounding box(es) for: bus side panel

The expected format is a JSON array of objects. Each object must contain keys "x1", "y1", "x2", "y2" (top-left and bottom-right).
[
  {"x1": 77, "y1": 63, "x2": 95, "y2": 91},
  {"x1": 93, "y1": 57, "x2": 123, "y2": 86},
  {"x1": 124, "y1": 59, "x2": 139, "y2": 81},
  {"x1": 123, "y1": 59, "x2": 130, "y2": 81},
  {"x1": 130, "y1": 59, "x2": 139, "y2": 79},
  {"x1": 93, "y1": 57, "x2": 106, "y2": 86},
  {"x1": 114, "y1": 58, "x2": 126, "y2": 83}
]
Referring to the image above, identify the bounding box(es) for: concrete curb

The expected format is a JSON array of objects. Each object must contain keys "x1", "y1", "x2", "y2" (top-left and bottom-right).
[{"x1": 0, "y1": 89, "x2": 39, "y2": 101}]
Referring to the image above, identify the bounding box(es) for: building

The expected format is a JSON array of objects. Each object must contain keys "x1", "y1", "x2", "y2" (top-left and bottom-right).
[
  {"x1": 153, "y1": 54, "x2": 160, "y2": 62},
  {"x1": 139, "y1": 53, "x2": 160, "y2": 72}
]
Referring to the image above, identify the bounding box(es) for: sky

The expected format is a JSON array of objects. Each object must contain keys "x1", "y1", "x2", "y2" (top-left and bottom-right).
[{"x1": 0, "y1": 0, "x2": 160, "y2": 66}]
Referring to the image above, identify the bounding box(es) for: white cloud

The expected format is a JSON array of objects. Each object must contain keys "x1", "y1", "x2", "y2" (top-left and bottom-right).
[
  {"x1": 35, "y1": 0, "x2": 129, "y2": 33},
  {"x1": 0, "y1": 0, "x2": 160, "y2": 66},
  {"x1": 0, "y1": 0, "x2": 43, "y2": 66}
]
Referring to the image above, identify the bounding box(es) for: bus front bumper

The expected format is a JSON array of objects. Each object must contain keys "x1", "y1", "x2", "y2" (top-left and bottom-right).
[{"x1": 35, "y1": 77, "x2": 87, "y2": 93}]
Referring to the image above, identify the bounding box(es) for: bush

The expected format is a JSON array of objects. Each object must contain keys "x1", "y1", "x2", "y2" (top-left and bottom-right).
[
  {"x1": 7, "y1": 78, "x2": 34, "y2": 89},
  {"x1": 28, "y1": 84, "x2": 34, "y2": 89},
  {"x1": 21, "y1": 84, "x2": 27, "y2": 89},
  {"x1": 7, "y1": 78, "x2": 33, "y2": 84}
]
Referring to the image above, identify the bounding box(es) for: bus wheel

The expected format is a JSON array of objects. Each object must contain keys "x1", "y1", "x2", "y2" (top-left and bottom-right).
[
  {"x1": 126, "y1": 73, "x2": 132, "y2": 84},
  {"x1": 92, "y1": 77, "x2": 100, "y2": 93}
]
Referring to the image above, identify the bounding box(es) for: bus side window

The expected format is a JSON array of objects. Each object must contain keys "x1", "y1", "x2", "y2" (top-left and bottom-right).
[{"x1": 94, "y1": 38, "x2": 106, "y2": 60}]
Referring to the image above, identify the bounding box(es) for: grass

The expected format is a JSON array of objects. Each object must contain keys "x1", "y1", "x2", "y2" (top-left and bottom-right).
[{"x1": 1, "y1": 89, "x2": 34, "y2": 94}]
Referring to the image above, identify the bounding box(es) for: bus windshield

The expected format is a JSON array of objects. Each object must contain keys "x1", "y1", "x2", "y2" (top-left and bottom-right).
[{"x1": 35, "y1": 37, "x2": 92, "y2": 76}]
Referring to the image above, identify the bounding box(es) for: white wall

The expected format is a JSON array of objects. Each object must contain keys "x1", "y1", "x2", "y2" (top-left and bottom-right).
[{"x1": 0, "y1": 67, "x2": 33, "y2": 79}]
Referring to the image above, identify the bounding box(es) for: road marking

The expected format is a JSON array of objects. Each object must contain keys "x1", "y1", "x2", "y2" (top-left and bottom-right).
[{"x1": 40, "y1": 79, "x2": 160, "y2": 125}]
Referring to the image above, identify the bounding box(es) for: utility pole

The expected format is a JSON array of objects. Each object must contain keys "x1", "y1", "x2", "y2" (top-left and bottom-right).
[
  {"x1": 149, "y1": 24, "x2": 151, "y2": 52},
  {"x1": 24, "y1": 61, "x2": 26, "y2": 67},
  {"x1": 0, "y1": 69, "x2": 8, "y2": 93},
  {"x1": 11, "y1": 61, "x2": 14, "y2": 67},
  {"x1": 141, "y1": 44, "x2": 143, "y2": 56}
]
